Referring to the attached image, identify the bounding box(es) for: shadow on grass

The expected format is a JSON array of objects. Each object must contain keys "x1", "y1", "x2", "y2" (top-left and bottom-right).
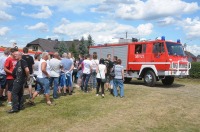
[{"x1": 126, "y1": 80, "x2": 185, "y2": 89}]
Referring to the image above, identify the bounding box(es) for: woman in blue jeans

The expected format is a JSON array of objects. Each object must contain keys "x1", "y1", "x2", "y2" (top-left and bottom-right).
[{"x1": 113, "y1": 59, "x2": 125, "y2": 98}]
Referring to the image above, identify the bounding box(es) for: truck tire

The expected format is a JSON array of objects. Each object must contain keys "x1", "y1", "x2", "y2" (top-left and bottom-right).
[
  {"x1": 124, "y1": 77, "x2": 132, "y2": 83},
  {"x1": 144, "y1": 70, "x2": 156, "y2": 87},
  {"x1": 162, "y1": 76, "x2": 174, "y2": 86}
]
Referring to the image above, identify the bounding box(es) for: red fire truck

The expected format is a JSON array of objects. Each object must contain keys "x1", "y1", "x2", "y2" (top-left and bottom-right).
[{"x1": 89, "y1": 37, "x2": 191, "y2": 87}]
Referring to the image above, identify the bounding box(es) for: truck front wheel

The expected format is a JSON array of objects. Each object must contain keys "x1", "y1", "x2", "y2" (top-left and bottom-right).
[
  {"x1": 144, "y1": 70, "x2": 156, "y2": 87},
  {"x1": 162, "y1": 76, "x2": 174, "y2": 86}
]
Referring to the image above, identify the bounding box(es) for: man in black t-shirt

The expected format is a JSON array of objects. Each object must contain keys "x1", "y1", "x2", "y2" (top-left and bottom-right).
[
  {"x1": 7, "y1": 52, "x2": 30, "y2": 113},
  {"x1": 22, "y1": 47, "x2": 34, "y2": 99},
  {"x1": 104, "y1": 54, "x2": 113, "y2": 91}
]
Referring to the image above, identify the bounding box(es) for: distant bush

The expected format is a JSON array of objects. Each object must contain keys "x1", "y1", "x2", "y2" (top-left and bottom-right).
[{"x1": 189, "y1": 62, "x2": 200, "y2": 78}]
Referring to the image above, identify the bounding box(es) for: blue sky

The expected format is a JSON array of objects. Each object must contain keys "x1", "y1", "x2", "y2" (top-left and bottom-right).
[{"x1": 0, "y1": 0, "x2": 200, "y2": 55}]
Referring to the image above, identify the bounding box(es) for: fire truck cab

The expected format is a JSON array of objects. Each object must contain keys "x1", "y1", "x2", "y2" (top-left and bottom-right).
[{"x1": 89, "y1": 38, "x2": 191, "y2": 87}]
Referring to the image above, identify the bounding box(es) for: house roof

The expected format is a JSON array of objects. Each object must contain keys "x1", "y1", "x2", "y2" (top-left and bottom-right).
[
  {"x1": 197, "y1": 55, "x2": 200, "y2": 58},
  {"x1": 185, "y1": 51, "x2": 196, "y2": 58},
  {"x1": 26, "y1": 38, "x2": 81, "y2": 52}
]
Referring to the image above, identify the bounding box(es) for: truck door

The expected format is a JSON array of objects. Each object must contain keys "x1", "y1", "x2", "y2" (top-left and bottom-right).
[
  {"x1": 152, "y1": 42, "x2": 167, "y2": 70},
  {"x1": 130, "y1": 44, "x2": 146, "y2": 70}
]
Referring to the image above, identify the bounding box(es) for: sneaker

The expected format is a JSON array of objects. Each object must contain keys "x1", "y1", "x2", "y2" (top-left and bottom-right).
[
  {"x1": 7, "y1": 109, "x2": 19, "y2": 114},
  {"x1": 96, "y1": 94, "x2": 99, "y2": 96},
  {"x1": 102, "y1": 94, "x2": 105, "y2": 98},
  {"x1": 7, "y1": 102, "x2": 12, "y2": 107},
  {"x1": 28, "y1": 100, "x2": 35, "y2": 105},
  {"x1": 47, "y1": 102, "x2": 56, "y2": 106},
  {"x1": 69, "y1": 93, "x2": 72, "y2": 95}
]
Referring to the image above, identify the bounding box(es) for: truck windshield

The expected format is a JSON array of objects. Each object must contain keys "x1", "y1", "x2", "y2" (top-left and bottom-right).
[{"x1": 166, "y1": 42, "x2": 185, "y2": 56}]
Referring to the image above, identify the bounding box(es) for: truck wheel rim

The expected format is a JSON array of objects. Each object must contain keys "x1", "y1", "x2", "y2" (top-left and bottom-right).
[{"x1": 145, "y1": 74, "x2": 152, "y2": 83}]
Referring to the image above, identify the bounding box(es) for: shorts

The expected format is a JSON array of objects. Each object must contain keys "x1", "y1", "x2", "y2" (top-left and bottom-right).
[
  {"x1": 60, "y1": 73, "x2": 72, "y2": 87},
  {"x1": 0, "y1": 74, "x2": 7, "y2": 89},
  {"x1": 106, "y1": 75, "x2": 110, "y2": 83},
  {"x1": 77, "y1": 70, "x2": 83, "y2": 79},
  {"x1": 27, "y1": 75, "x2": 34, "y2": 86},
  {"x1": 36, "y1": 78, "x2": 50, "y2": 94},
  {"x1": 7, "y1": 79, "x2": 14, "y2": 92}
]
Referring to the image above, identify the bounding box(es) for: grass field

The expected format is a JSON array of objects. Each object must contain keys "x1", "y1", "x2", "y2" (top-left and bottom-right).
[{"x1": 0, "y1": 78, "x2": 200, "y2": 132}]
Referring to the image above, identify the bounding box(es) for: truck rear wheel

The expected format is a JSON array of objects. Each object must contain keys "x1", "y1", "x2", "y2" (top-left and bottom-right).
[
  {"x1": 162, "y1": 76, "x2": 174, "y2": 86},
  {"x1": 124, "y1": 77, "x2": 132, "y2": 83},
  {"x1": 144, "y1": 70, "x2": 156, "y2": 87}
]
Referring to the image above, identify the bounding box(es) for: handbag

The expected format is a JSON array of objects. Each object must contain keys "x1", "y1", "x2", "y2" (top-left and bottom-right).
[{"x1": 109, "y1": 65, "x2": 115, "y2": 77}]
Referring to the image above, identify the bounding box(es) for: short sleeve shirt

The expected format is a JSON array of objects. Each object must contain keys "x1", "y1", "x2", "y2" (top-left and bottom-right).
[
  {"x1": 12, "y1": 59, "x2": 28, "y2": 83},
  {"x1": 22, "y1": 55, "x2": 34, "y2": 74},
  {"x1": 0, "y1": 55, "x2": 7, "y2": 75},
  {"x1": 114, "y1": 65, "x2": 124, "y2": 79},
  {"x1": 49, "y1": 58, "x2": 61, "y2": 77},
  {"x1": 82, "y1": 59, "x2": 92, "y2": 74},
  {"x1": 33, "y1": 61, "x2": 39, "y2": 76},
  {"x1": 91, "y1": 59, "x2": 99, "y2": 71},
  {"x1": 4, "y1": 57, "x2": 17, "y2": 80},
  {"x1": 61, "y1": 58, "x2": 73, "y2": 71},
  {"x1": 96, "y1": 64, "x2": 106, "y2": 79},
  {"x1": 104, "y1": 59, "x2": 113, "y2": 74}
]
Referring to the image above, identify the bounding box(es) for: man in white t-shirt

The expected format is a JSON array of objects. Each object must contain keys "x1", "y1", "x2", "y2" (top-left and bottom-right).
[
  {"x1": 49, "y1": 52, "x2": 61, "y2": 99},
  {"x1": 81, "y1": 54, "x2": 92, "y2": 92}
]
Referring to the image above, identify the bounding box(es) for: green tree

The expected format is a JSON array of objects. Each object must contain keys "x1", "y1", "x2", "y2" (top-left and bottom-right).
[
  {"x1": 79, "y1": 37, "x2": 87, "y2": 55},
  {"x1": 57, "y1": 41, "x2": 68, "y2": 56},
  {"x1": 87, "y1": 34, "x2": 94, "y2": 47},
  {"x1": 69, "y1": 42, "x2": 78, "y2": 59}
]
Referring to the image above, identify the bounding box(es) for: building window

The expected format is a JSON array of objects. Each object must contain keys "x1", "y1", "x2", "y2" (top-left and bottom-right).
[{"x1": 33, "y1": 46, "x2": 38, "y2": 51}]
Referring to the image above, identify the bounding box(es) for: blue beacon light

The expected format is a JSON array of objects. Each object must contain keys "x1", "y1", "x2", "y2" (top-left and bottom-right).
[{"x1": 161, "y1": 36, "x2": 165, "y2": 41}]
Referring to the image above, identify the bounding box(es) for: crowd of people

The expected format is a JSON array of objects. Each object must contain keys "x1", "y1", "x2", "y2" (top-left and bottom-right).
[{"x1": 0, "y1": 47, "x2": 125, "y2": 113}]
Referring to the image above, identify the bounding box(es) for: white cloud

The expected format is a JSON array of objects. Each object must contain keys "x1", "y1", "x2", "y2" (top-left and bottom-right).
[
  {"x1": 93, "y1": 0, "x2": 200, "y2": 20},
  {"x1": 181, "y1": 17, "x2": 200, "y2": 39},
  {"x1": 157, "y1": 17, "x2": 176, "y2": 26},
  {"x1": 0, "y1": 0, "x2": 11, "y2": 9},
  {"x1": 53, "y1": 21, "x2": 153, "y2": 44},
  {"x1": 0, "y1": 0, "x2": 12, "y2": 21},
  {"x1": 187, "y1": 45, "x2": 200, "y2": 56},
  {"x1": 0, "y1": 11, "x2": 13, "y2": 21},
  {"x1": 0, "y1": 27, "x2": 10, "y2": 36},
  {"x1": 25, "y1": 22, "x2": 49, "y2": 32},
  {"x1": 9, "y1": 39, "x2": 17, "y2": 43},
  {"x1": 22, "y1": 6, "x2": 52, "y2": 19},
  {"x1": 61, "y1": 18, "x2": 70, "y2": 24},
  {"x1": 12, "y1": 0, "x2": 104, "y2": 13}
]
